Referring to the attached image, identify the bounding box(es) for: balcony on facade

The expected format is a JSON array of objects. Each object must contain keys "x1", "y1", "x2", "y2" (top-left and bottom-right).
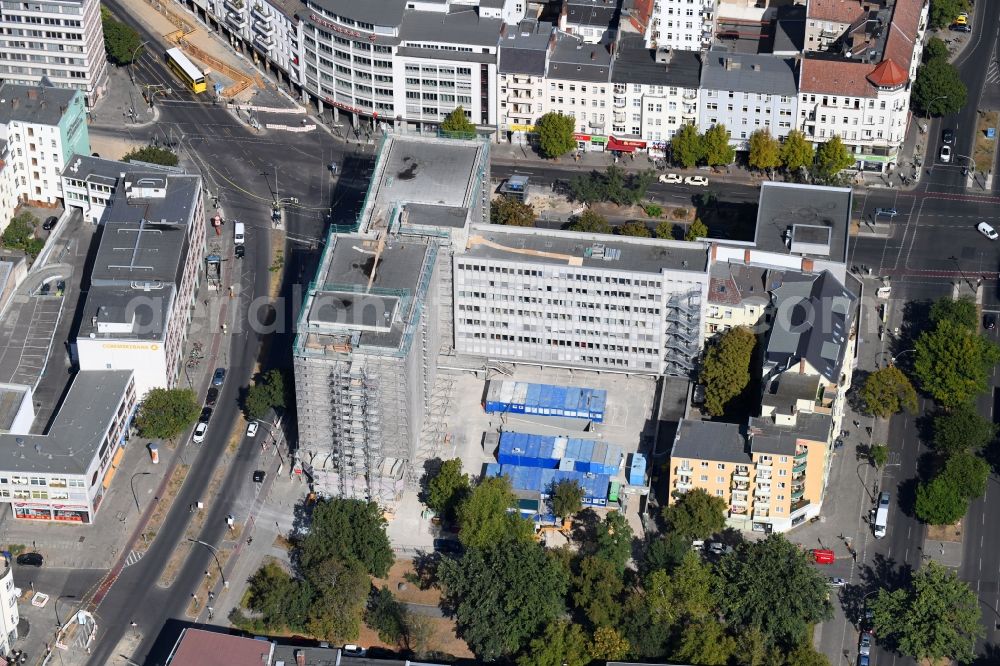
[
  {"x1": 251, "y1": 3, "x2": 271, "y2": 22},
  {"x1": 254, "y1": 32, "x2": 273, "y2": 49},
  {"x1": 225, "y1": 0, "x2": 244, "y2": 11},
  {"x1": 732, "y1": 466, "x2": 750, "y2": 481},
  {"x1": 253, "y1": 18, "x2": 274, "y2": 35},
  {"x1": 508, "y1": 77, "x2": 534, "y2": 90},
  {"x1": 227, "y1": 12, "x2": 247, "y2": 29},
  {"x1": 752, "y1": 509, "x2": 770, "y2": 519},
  {"x1": 613, "y1": 95, "x2": 626, "y2": 109},
  {"x1": 754, "y1": 484, "x2": 771, "y2": 498}
]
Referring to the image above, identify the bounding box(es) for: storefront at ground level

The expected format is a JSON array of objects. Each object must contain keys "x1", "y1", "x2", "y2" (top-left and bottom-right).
[{"x1": 574, "y1": 133, "x2": 607, "y2": 152}]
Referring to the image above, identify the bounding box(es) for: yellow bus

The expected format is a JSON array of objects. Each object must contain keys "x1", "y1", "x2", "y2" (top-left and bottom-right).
[{"x1": 165, "y1": 48, "x2": 207, "y2": 94}]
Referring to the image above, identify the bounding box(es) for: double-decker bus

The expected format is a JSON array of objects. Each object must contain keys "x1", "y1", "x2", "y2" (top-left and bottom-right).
[{"x1": 165, "y1": 48, "x2": 207, "y2": 94}]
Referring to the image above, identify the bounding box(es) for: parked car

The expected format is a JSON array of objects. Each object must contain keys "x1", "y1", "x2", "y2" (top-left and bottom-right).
[
  {"x1": 212, "y1": 367, "x2": 227, "y2": 386},
  {"x1": 16, "y1": 552, "x2": 43, "y2": 567},
  {"x1": 252, "y1": 470, "x2": 266, "y2": 483},
  {"x1": 874, "y1": 207, "x2": 898, "y2": 218},
  {"x1": 235, "y1": 244, "x2": 245, "y2": 259},
  {"x1": 658, "y1": 173, "x2": 683, "y2": 184},
  {"x1": 858, "y1": 655, "x2": 869, "y2": 666},
  {"x1": 978, "y1": 221, "x2": 999, "y2": 240},
  {"x1": 859, "y1": 632, "x2": 872, "y2": 656},
  {"x1": 246, "y1": 421, "x2": 259, "y2": 438},
  {"x1": 942, "y1": 128, "x2": 954, "y2": 145},
  {"x1": 341, "y1": 645, "x2": 366, "y2": 657},
  {"x1": 828, "y1": 576, "x2": 847, "y2": 587},
  {"x1": 984, "y1": 313, "x2": 997, "y2": 330},
  {"x1": 684, "y1": 175, "x2": 710, "y2": 186},
  {"x1": 42, "y1": 216, "x2": 58, "y2": 231},
  {"x1": 940, "y1": 145, "x2": 952, "y2": 163},
  {"x1": 950, "y1": 23, "x2": 972, "y2": 32},
  {"x1": 199, "y1": 407, "x2": 213, "y2": 423},
  {"x1": 192, "y1": 422, "x2": 208, "y2": 444},
  {"x1": 205, "y1": 387, "x2": 219, "y2": 406}
]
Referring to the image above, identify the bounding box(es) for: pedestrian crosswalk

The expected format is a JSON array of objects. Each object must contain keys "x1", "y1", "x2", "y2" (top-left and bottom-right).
[
  {"x1": 123, "y1": 549, "x2": 144, "y2": 568},
  {"x1": 988, "y1": 59, "x2": 1000, "y2": 86}
]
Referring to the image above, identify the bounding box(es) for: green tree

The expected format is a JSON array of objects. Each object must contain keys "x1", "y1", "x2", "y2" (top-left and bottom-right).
[
  {"x1": 923, "y1": 36, "x2": 948, "y2": 62},
  {"x1": 860, "y1": 366, "x2": 918, "y2": 418},
  {"x1": 491, "y1": 196, "x2": 535, "y2": 227},
  {"x1": 671, "y1": 123, "x2": 704, "y2": 168},
  {"x1": 717, "y1": 534, "x2": 832, "y2": 650},
  {"x1": 685, "y1": 217, "x2": 708, "y2": 241},
  {"x1": 0, "y1": 212, "x2": 44, "y2": 258},
  {"x1": 122, "y1": 145, "x2": 179, "y2": 167},
  {"x1": 456, "y1": 475, "x2": 534, "y2": 548},
  {"x1": 674, "y1": 619, "x2": 738, "y2": 666},
  {"x1": 933, "y1": 404, "x2": 997, "y2": 456},
  {"x1": 102, "y1": 13, "x2": 144, "y2": 65},
  {"x1": 365, "y1": 586, "x2": 407, "y2": 644},
  {"x1": 568, "y1": 171, "x2": 606, "y2": 204},
  {"x1": 912, "y1": 57, "x2": 967, "y2": 116},
  {"x1": 593, "y1": 510, "x2": 633, "y2": 573},
  {"x1": 135, "y1": 387, "x2": 201, "y2": 440},
  {"x1": 748, "y1": 129, "x2": 781, "y2": 174},
  {"x1": 813, "y1": 135, "x2": 855, "y2": 183},
  {"x1": 930, "y1": 296, "x2": 978, "y2": 330},
  {"x1": 569, "y1": 208, "x2": 612, "y2": 234},
  {"x1": 299, "y1": 498, "x2": 394, "y2": 577},
  {"x1": 662, "y1": 487, "x2": 727, "y2": 540},
  {"x1": 516, "y1": 619, "x2": 590, "y2": 666},
  {"x1": 914, "y1": 318, "x2": 1000, "y2": 409},
  {"x1": 779, "y1": 130, "x2": 815, "y2": 174},
  {"x1": 699, "y1": 325, "x2": 756, "y2": 416},
  {"x1": 915, "y1": 472, "x2": 969, "y2": 525},
  {"x1": 440, "y1": 106, "x2": 475, "y2": 135},
  {"x1": 425, "y1": 458, "x2": 470, "y2": 522},
  {"x1": 871, "y1": 560, "x2": 982, "y2": 663},
  {"x1": 439, "y1": 539, "x2": 569, "y2": 660},
  {"x1": 549, "y1": 478, "x2": 584, "y2": 519},
  {"x1": 781, "y1": 642, "x2": 832, "y2": 666},
  {"x1": 642, "y1": 532, "x2": 691, "y2": 575},
  {"x1": 618, "y1": 220, "x2": 651, "y2": 237},
  {"x1": 646, "y1": 550, "x2": 718, "y2": 624},
  {"x1": 703, "y1": 124, "x2": 735, "y2": 166},
  {"x1": 928, "y1": 0, "x2": 969, "y2": 30},
  {"x1": 588, "y1": 626, "x2": 630, "y2": 662},
  {"x1": 654, "y1": 220, "x2": 676, "y2": 239},
  {"x1": 245, "y1": 561, "x2": 312, "y2": 631},
  {"x1": 869, "y1": 443, "x2": 889, "y2": 469},
  {"x1": 535, "y1": 112, "x2": 577, "y2": 158},
  {"x1": 244, "y1": 368, "x2": 287, "y2": 420},
  {"x1": 305, "y1": 556, "x2": 370, "y2": 644},
  {"x1": 943, "y1": 451, "x2": 990, "y2": 499},
  {"x1": 571, "y1": 555, "x2": 624, "y2": 628}
]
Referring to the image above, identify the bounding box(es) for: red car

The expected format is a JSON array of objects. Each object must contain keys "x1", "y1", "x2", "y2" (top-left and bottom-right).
[{"x1": 811, "y1": 548, "x2": 835, "y2": 564}]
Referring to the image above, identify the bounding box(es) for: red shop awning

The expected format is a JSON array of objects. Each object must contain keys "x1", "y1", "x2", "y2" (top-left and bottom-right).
[{"x1": 607, "y1": 137, "x2": 647, "y2": 152}]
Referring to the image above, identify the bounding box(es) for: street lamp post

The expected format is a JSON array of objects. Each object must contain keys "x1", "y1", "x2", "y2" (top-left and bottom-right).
[
  {"x1": 890, "y1": 348, "x2": 916, "y2": 365},
  {"x1": 188, "y1": 538, "x2": 228, "y2": 589},
  {"x1": 130, "y1": 471, "x2": 152, "y2": 515},
  {"x1": 128, "y1": 40, "x2": 150, "y2": 85},
  {"x1": 924, "y1": 94, "x2": 950, "y2": 122},
  {"x1": 54, "y1": 594, "x2": 76, "y2": 628}
]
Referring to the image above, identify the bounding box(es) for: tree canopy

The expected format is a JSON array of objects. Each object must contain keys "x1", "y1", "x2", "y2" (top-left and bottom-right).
[
  {"x1": 245, "y1": 368, "x2": 287, "y2": 420},
  {"x1": 102, "y1": 12, "x2": 144, "y2": 65},
  {"x1": 933, "y1": 404, "x2": 996, "y2": 456},
  {"x1": 702, "y1": 124, "x2": 735, "y2": 166},
  {"x1": 135, "y1": 388, "x2": 201, "y2": 440},
  {"x1": 593, "y1": 510, "x2": 634, "y2": 573},
  {"x1": 122, "y1": 145, "x2": 180, "y2": 167},
  {"x1": 549, "y1": 478, "x2": 585, "y2": 519},
  {"x1": 662, "y1": 488, "x2": 727, "y2": 540},
  {"x1": 618, "y1": 220, "x2": 652, "y2": 237},
  {"x1": 440, "y1": 106, "x2": 475, "y2": 135},
  {"x1": 568, "y1": 166, "x2": 655, "y2": 206},
  {"x1": 299, "y1": 498, "x2": 394, "y2": 577},
  {"x1": 927, "y1": 0, "x2": 969, "y2": 30},
  {"x1": 930, "y1": 296, "x2": 978, "y2": 330},
  {"x1": 748, "y1": 129, "x2": 781, "y2": 173},
  {"x1": 646, "y1": 550, "x2": 718, "y2": 624},
  {"x1": 813, "y1": 135, "x2": 854, "y2": 183},
  {"x1": 589, "y1": 626, "x2": 630, "y2": 662},
  {"x1": 535, "y1": 112, "x2": 577, "y2": 158},
  {"x1": 569, "y1": 208, "x2": 612, "y2": 234},
  {"x1": 491, "y1": 196, "x2": 536, "y2": 227},
  {"x1": 305, "y1": 557, "x2": 370, "y2": 643},
  {"x1": 923, "y1": 36, "x2": 948, "y2": 62},
  {"x1": 914, "y1": 317, "x2": 1000, "y2": 409},
  {"x1": 779, "y1": 130, "x2": 814, "y2": 174},
  {"x1": 685, "y1": 217, "x2": 708, "y2": 241},
  {"x1": 860, "y1": 366, "x2": 918, "y2": 418},
  {"x1": 456, "y1": 475, "x2": 534, "y2": 548},
  {"x1": 424, "y1": 458, "x2": 470, "y2": 522},
  {"x1": 516, "y1": 619, "x2": 590, "y2": 666},
  {"x1": 439, "y1": 539, "x2": 569, "y2": 660},
  {"x1": 571, "y1": 555, "x2": 624, "y2": 628},
  {"x1": 671, "y1": 124, "x2": 704, "y2": 168},
  {"x1": 912, "y1": 57, "x2": 967, "y2": 116},
  {"x1": 915, "y1": 452, "x2": 989, "y2": 525},
  {"x1": 699, "y1": 325, "x2": 756, "y2": 416},
  {"x1": 871, "y1": 561, "x2": 982, "y2": 663},
  {"x1": 717, "y1": 534, "x2": 832, "y2": 651},
  {"x1": 0, "y1": 212, "x2": 44, "y2": 258}
]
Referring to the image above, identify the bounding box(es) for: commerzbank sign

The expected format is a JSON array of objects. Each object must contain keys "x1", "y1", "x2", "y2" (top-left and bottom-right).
[{"x1": 99, "y1": 343, "x2": 160, "y2": 351}]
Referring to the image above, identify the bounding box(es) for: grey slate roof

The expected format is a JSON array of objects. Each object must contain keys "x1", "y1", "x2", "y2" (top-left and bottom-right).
[
  {"x1": 547, "y1": 33, "x2": 612, "y2": 83},
  {"x1": 765, "y1": 270, "x2": 858, "y2": 383},
  {"x1": 671, "y1": 419, "x2": 751, "y2": 464},
  {"x1": 0, "y1": 83, "x2": 81, "y2": 126},
  {"x1": 308, "y1": 0, "x2": 406, "y2": 27},
  {"x1": 700, "y1": 51, "x2": 798, "y2": 96},
  {"x1": 773, "y1": 3, "x2": 806, "y2": 54},
  {"x1": 565, "y1": 0, "x2": 619, "y2": 28},
  {"x1": 400, "y1": 7, "x2": 503, "y2": 46},
  {"x1": 0, "y1": 370, "x2": 133, "y2": 474},
  {"x1": 611, "y1": 34, "x2": 701, "y2": 87},
  {"x1": 499, "y1": 20, "x2": 553, "y2": 76}
]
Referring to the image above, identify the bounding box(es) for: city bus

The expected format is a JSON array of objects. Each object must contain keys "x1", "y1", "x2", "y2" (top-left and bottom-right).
[{"x1": 165, "y1": 47, "x2": 207, "y2": 94}]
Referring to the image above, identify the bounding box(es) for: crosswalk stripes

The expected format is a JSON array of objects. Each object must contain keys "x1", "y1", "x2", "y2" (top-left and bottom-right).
[
  {"x1": 987, "y1": 60, "x2": 1000, "y2": 86},
  {"x1": 123, "y1": 549, "x2": 144, "y2": 568}
]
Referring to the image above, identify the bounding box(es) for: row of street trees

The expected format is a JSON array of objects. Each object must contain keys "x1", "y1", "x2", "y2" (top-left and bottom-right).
[{"x1": 912, "y1": 36, "x2": 967, "y2": 117}]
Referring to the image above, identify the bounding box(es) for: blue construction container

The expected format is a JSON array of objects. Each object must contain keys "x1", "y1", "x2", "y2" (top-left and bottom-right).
[
  {"x1": 484, "y1": 381, "x2": 608, "y2": 422},
  {"x1": 629, "y1": 453, "x2": 647, "y2": 486},
  {"x1": 497, "y1": 431, "x2": 623, "y2": 475},
  {"x1": 484, "y1": 463, "x2": 502, "y2": 479}
]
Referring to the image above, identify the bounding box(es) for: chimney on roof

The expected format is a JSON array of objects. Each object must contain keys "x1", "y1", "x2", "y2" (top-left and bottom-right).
[
  {"x1": 10, "y1": 98, "x2": 16, "y2": 110},
  {"x1": 590, "y1": 50, "x2": 595, "y2": 60},
  {"x1": 751, "y1": 63, "x2": 760, "y2": 71},
  {"x1": 26, "y1": 88, "x2": 37, "y2": 100},
  {"x1": 294, "y1": 650, "x2": 305, "y2": 666}
]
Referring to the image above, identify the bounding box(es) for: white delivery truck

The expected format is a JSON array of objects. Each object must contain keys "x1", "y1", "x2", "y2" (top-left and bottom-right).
[
  {"x1": 234, "y1": 221, "x2": 246, "y2": 245},
  {"x1": 873, "y1": 491, "x2": 889, "y2": 538}
]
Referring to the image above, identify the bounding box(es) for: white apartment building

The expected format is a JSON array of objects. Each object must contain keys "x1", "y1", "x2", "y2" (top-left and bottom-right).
[
  {"x1": 0, "y1": 82, "x2": 90, "y2": 206},
  {"x1": 610, "y1": 34, "x2": 700, "y2": 158},
  {"x1": 75, "y1": 171, "x2": 206, "y2": 396},
  {"x1": 453, "y1": 225, "x2": 710, "y2": 375},
  {"x1": 646, "y1": 0, "x2": 716, "y2": 51},
  {"x1": 0, "y1": 0, "x2": 108, "y2": 106},
  {"x1": 0, "y1": 554, "x2": 18, "y2": 656},
  {"x1": 797, "y1": 0, "x2": 926, "y2": 172},
  {"x1": 0, "y1": 144, "x2": 19, "y2": 234},
  {"x1": 300, "y1": 0, "x2": 515, "y2": 132},
  {"x1": 497, "y1": 20, "x2": 553, "y2": 144},
  {"x1": 698, "y1": 52, "x2": 798, "y2": 151},
  {"x1": 542, "y1": 32, "x2": 612, "y2": 151}
]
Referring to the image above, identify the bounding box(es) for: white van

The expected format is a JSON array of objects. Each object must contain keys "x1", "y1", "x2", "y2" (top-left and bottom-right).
[
  {"x1": 234, "y1": 221, "x2": 246, "y2": 245},
  {"x1": 978, "y1": 222, "x2": 998, "y2": 240}
]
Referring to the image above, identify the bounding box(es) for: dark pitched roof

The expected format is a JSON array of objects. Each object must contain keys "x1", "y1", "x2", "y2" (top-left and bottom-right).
[
  {"x1": 499, "y1": 20, "x2": 553, "y2": 76},
  {"x1": 671, "y1": 420, "x2": 751, "y2": 464},
  {"x1": 547, "y1": 33, "x2": 612, "y2": 83},
  {"x1": 611, "y1": 34, "x2": 701, "y2": 87}
]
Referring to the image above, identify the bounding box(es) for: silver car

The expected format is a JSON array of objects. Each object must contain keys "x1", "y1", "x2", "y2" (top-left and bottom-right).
[{"x1": 859, "y1": 632, "x2": 872, "y2": 656}]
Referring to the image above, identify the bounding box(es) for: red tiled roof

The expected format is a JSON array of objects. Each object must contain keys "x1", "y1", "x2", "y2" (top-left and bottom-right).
[
  {"x1": 168, "y1": 629, "x2": 272, "y2": 666},
  {"x1": 867, "y1": 58, "x2": 908, "y2": 87},
  {"x1": 800, "y1": 57, "x2": 875, "y2": 96},
  {"x1": 807, "y1": 0, "x2": 867, "y2": 24},
  {"x1": 882, "y1": 0, "x2": 924, "y2": 76},
  {"x1": 709, "y1": 276, "x2": 742, "y2": 305}
]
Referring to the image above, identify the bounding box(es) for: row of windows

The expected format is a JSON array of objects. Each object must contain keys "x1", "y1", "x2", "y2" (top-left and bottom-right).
[
  {"x1": 457, "y1": 263, "x2": 661, "y2": 287},
  {"x1": 459, "y1": 332, "x2": 658, "y2": 354},
  {"x1": 2, "y1": 475, "x2": 85, "y2": 487}
]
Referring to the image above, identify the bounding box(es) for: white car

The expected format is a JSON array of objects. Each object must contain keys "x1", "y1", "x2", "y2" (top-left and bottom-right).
[
  {"x1": 658, "y1": 173, "x2": 683, "y2": 184},
  {"x1": 192, "y1": 422, "x2": 208, "y2": 444},
  {"x1": 859, "y1": 632, "x2": 872, "y2": 656},
  {"x1": 684, "y1": 175, "x2": 710, "y2": 186},
  {"x1": 940, "y1": 145, "x2": 952, "y2": 163},
  {"x1": 246, "y1": 421, "x2": 259, "y2": 438},
  {"x1": 978, "y1": 221, "x2": 998, "y2": 240},
  {"x1": 341, "y1": 645, "x2": 366, "y2": 657},
  {"x1": 828, "y1": 576, "x2": 847, "y2": 587}
]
